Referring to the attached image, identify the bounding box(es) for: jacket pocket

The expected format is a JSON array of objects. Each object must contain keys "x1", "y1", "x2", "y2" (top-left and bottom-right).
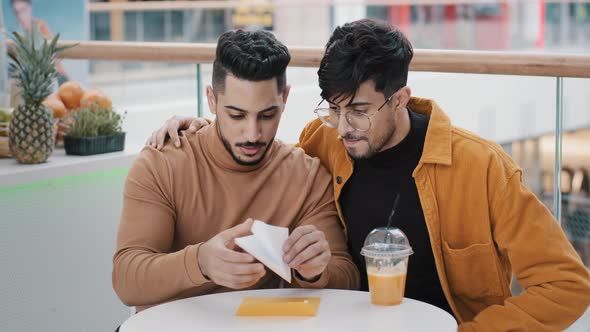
[{"x1": 442, "y1": 241, "x2": 505, "y2": 299}]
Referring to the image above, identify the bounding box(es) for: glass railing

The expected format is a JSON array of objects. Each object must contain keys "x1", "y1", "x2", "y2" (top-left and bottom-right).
[{"x1": 41, "y1": 38, "x2": 590, "y2": 262}]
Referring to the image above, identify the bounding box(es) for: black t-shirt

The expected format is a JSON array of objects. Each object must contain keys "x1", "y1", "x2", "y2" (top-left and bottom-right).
[{"x1": 339, "y1": 109, "x2": 454, "y2": 316}]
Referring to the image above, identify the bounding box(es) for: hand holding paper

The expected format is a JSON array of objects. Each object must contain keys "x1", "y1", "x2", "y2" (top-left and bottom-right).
[
  {"x1": 235, "y1": 220, "x2": 292, "y2": 283},
  {"x1": 283, "y1": 224, "x2": 332, "y2": 281},
  {"x1": 197, "y1": 219, "x2": 266, "y2": 289},
  {"x1": 234, "y1": 221, "x2": 332, "y2": 284}
]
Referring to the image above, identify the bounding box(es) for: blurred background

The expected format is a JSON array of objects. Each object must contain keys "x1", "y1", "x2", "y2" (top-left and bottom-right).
[
  {"x1": 88, "y1": 0, "x2": 590, "y2": 269},
  {"x1": 0, "y1": 1, "x2": 589, "y2": 331}
]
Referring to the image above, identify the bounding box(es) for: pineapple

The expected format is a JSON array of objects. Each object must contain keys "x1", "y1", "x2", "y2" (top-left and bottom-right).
[{"x1": 8, "y1": 27, "x2": 73, "y2": 164}]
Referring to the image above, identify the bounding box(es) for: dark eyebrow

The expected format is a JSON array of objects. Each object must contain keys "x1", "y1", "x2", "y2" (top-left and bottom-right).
[
  {"x1": 326, "y1": 99, "x2": 372, "y2": 108},
  {"x1": 348, "y1": 101, "x2": 372, "y2": 107},
  {"x1": 224, "y1": 105, "x2": 279, "y2": 113}
]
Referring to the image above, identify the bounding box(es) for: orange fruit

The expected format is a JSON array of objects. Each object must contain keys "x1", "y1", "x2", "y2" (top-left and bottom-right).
[
  {"x1": 58, "y1": 81, "x2": 84, "y2": 109},
  {"x1": 80, "y1": 89, "x2": 112, "y2": 111},
  {"x1": 42, "y1": 97, "x2": 68, "y2": 119}
]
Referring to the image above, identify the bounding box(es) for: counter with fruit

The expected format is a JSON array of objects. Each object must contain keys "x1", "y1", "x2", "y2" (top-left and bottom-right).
[
  {"x1": 0, "y1": 81, "x2": 138, "y2": 187},
  {"x1": 0, "y1": 145, "x2": 139, "y2": 187},
  {"x1": 0, "y1": 29, "x2": 137, "y2": 188}
]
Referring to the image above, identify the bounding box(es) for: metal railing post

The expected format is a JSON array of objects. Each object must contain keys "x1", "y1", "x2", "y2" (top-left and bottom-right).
[{"x1": 553, "y1": 77, "x2": 564, "y2": 225}]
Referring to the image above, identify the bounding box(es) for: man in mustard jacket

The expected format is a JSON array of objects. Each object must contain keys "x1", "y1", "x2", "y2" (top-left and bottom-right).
[{"x1": 147, "y1": 19, "x2": 590, "y2": 331}]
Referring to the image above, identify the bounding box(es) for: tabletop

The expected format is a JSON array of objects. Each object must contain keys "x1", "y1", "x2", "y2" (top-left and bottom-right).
[
  {"x1": 0, "y1": 146, "x2": 141, "y2": 187},
  {"x1": 120, "y1": 288, "x2": 458, "y2": 332}
]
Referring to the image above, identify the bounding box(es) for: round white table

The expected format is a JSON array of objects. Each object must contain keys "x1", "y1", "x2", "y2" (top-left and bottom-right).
[{"x1": 120, "y1": 289, "x2": 457, "y2": 332}]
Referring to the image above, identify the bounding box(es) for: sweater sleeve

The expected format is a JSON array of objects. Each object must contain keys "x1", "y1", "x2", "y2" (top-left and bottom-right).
[
  {"x1": 112, "y1": 148, "x2": 209, "y2": 307},
  {"x1": 458, "y1": 159, "x2": 590, "y2": 331},
  {"x1": 289, "y1": 159, "x2": 360, "y2": 290}
]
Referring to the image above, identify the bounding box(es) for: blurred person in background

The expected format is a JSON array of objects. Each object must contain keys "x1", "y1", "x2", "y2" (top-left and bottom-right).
[{"x1": 11, "y1": 0, "x2": 68, "y2": 83}]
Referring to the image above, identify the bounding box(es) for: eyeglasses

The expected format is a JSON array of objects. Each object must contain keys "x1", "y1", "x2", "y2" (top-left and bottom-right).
[{"x1": 313, "y1": 93, "x2": 395, "y2": 132}]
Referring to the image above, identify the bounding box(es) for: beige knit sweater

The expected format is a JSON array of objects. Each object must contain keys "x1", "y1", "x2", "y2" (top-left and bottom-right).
[{"x1": 113, "y1": 123, "x2": 359, "y2": 311}]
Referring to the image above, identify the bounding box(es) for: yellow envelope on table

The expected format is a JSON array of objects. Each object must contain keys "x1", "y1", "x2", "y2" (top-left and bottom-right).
[{"x1": 236, "y1": 297, "x2": 320, "y2": 316}]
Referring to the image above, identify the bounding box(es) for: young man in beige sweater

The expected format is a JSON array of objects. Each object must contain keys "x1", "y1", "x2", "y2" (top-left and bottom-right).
[{"x1": 112, "y1": 30, "x2": 360, "y2": 312}]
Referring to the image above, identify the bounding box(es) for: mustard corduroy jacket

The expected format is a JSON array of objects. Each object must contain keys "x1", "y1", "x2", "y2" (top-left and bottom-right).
[{"x1": 297, "y1": 96, "x2": 590, "y2": 331}]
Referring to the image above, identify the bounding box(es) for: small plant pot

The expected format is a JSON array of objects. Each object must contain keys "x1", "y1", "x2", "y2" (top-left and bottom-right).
[{"x1": 64, "y1": 132, "x2": 125, "y2": 156}]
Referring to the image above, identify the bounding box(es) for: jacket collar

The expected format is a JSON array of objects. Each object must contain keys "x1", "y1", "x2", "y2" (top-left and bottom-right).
[{"x1": 407, "y1": 97, "x2": 452, "y2": 173}]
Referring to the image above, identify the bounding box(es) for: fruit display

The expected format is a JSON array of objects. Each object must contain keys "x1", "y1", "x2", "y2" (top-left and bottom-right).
[
  {"x1": 80, "y1": 89, "x2": 113, "y2": 110},
  {"x1": 0, "y1": 108, "x2": 10, "y2": 122},
  {"x1": 41, "y1": 83, "x2": 113, "y2": 147},
  {"x1": 8, "y1": 28, "x2": 73, "y2": 164},
  {"x1": 58, "y1": 81, "x2": 84, "y2": 109},
  {"x1": 42, "y1": 93, "x2": 67, "y2": 118},
  {"x1": 0, "y1": 108, "x2": 11, "y2": 157}
]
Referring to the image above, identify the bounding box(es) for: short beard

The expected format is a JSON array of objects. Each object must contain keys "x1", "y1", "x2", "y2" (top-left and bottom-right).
[
  {"x1": 345, "y1": 116, "x2": 397, "y2": 160},
  {"x1": 218, "y1": 121, "x2": 273, "y2": 166}
]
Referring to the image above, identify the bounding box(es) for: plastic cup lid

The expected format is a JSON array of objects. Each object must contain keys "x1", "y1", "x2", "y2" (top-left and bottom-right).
[{"x1": 361, "y1": 227, "x2": 413, "y2": 258}]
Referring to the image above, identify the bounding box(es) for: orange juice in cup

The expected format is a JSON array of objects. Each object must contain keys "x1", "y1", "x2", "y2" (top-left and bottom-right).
[
  {"x1": 361, "y1": 227, "x2": 413, "y2": 306},
  {"x1": 367, "y1": 261, "x2": 408, "y2": 305}
]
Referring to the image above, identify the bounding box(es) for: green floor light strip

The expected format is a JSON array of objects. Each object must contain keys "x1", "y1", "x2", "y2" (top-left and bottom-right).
[{"x1": 0, "y1": 167, "x2": 130, "y2": 194}]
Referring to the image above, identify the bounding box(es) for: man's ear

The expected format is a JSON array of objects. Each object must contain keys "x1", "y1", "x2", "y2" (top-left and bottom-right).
[
  {"x1": 206, "y1": 86, "x2": 217, "y2": 115},
  {"x1": 282, "y1": 84, "x2": 291, "y2": 105},
  {"x1": 395, "y1": 86, "x2": 412, "y2": 110}
]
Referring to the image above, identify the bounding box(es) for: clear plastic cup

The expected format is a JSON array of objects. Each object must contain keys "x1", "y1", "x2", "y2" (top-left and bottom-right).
[{"x1": 361, "y1": 227, "x2": 413, "y2": 305}]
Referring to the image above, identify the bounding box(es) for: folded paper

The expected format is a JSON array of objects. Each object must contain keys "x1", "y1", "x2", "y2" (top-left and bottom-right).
[{"x1": 234, "y1": 220, "x2": 291, "y2": 283}]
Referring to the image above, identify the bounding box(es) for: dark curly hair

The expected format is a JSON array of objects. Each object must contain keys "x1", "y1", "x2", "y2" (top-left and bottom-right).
[
  {"x1": 212, "y1": 30, "x2": 290, "y2": 96},
  {"x1": 318, "y1": 19, "x2": 413, "y2": 102}
]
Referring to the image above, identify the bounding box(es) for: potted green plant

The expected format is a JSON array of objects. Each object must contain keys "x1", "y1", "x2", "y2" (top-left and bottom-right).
[{"x1": 63, "y1": 105, "x2": 125, "y2": 156}]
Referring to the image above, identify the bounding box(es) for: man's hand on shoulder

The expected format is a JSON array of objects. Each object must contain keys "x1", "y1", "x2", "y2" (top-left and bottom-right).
[{"x1": 146, "y1": 115, "x2": 209, "y2": 150}]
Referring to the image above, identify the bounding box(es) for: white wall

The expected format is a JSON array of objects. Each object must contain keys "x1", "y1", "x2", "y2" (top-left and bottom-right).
[{"x1": 0, "y1": 170, "x2": 130, "y2": 332}]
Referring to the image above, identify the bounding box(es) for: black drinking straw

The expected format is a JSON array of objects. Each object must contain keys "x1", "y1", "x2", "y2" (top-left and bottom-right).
[{"x1": 386, "y1": 194, "x2": 401, "y2": 229}]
